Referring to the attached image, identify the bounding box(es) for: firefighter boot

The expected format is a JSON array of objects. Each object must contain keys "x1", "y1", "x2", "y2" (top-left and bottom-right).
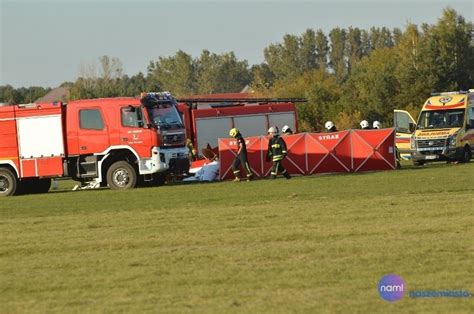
[
  {"x1": 282, "y1": 170, "x2": 291, "y2": 180},
  {"x1": 233, "y1": 177, "x2": 241, "y2": 182}
]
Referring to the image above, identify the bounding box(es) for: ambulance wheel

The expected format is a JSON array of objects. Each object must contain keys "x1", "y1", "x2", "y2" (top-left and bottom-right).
[
  {"x1": 460, "y1": 146, "x2": 471, "y2": 163},
  {"x1": 107, "y1": 161, "x2": 137, "y2": 190},
  {"x1": 0, "y1": 168, "x2": 18, "y2": 197}
]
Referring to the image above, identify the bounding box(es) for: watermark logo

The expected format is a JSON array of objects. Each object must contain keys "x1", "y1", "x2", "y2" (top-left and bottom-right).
[{"x1": 378, "y1": 274, "x2": 405, "y2": 302}]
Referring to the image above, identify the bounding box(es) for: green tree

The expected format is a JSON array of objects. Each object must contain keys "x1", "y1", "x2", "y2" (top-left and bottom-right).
[
  {"x1": 394, "y1": 24, "x2": 433, "y2": 109},
  {"x1": 315, "y1": 29, "x2": 329, "y2": 69},
  {"x1": 194, "y1": 50, "x2": 251, "y2": 94},
  {"x1": 341, "y1": 48, "x2": 400, "y2": 123},
  {"x1": 370, "y1": 27, "x2": 393, "y2": 50},
  {"x1": 211, "y1": 52, "x2": 250, "y2": 93},
  {"x1": 0, "y1": 85, "x2": 52, "y2": 104},
  {"x1": 392, "y1": 27, "x2": 403, "y2": 46},
  {"x1": 195, "y1": 50, "x2": 219, "y2": 94},
  {"x1": 345, "y1": 27, "x2": 363, "y2": 74},
  {"x1": 263, "y1": 34, "x2": 303, "y2": 81},
  {"x1": 0, "y1": 85, "x2": 20, "y2": 104},
  {"x1": 329, "y1": 27, "x2": 347, "y2": 82},
  {"x1": 251, "y1": 63, "x2": 275, "y2": 91},
  {"x1": 255, "y1": 68, "x2": 341, "y2": 131},
  {"x1": 147, "y1": 50, "x2": 197, "y2": 97},
  {"x1": 299, "y1": 29, "x2": 317, "y2": 70},
  {"x1": 360, "y1": 29, "x2": 371, "y2": 56},
  {"x1": 427, "y1": 8, "x2": 474, "y2": 90}
]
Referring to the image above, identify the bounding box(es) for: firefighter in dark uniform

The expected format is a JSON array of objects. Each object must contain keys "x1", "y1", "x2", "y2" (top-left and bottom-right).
[
  {"x1": 267, "y1": 126, "x2": 291, "y2": 179},
  {"x1": 229, "y1": 128, "x2": 253, "y2": 182}
]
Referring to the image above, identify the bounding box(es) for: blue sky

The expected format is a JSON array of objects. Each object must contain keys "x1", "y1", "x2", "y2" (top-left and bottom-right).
[{"x1": 1, "y1": 0, "x2": 472, "y2": 88}]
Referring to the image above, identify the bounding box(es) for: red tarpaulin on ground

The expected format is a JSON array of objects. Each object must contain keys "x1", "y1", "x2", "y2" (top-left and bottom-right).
[{"x1": 218, "y1": 129, "x2": 396, "y2": 180}]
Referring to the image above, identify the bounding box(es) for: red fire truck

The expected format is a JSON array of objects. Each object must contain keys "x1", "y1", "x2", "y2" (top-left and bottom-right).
[
  {"x1": 176, "y1": 93, "x2": 303, "y2": 157},
  {"x1": 0, "y1": 92, "x2": 189, "y2": 196}
]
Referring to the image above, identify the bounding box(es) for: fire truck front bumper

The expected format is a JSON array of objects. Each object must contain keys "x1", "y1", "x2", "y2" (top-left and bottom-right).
[{"x1": 139, "y1": 147, "x2": 189, "y2": 175}]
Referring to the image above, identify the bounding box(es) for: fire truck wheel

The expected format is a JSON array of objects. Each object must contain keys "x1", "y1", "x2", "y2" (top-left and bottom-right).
[
  {"x1": 107, "y1": 161, "x2": 137, "y2": 190},
  {"x1": 0, "y1": 168, "x2": 18, "y2": 197}
]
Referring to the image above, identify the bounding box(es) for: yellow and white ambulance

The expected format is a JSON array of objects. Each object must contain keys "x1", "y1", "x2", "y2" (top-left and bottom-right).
[{"x1": 395, "y1": 89, "x2": 474, "y2": 165}]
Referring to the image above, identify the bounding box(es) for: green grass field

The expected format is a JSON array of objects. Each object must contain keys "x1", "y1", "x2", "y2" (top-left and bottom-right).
[{"x1": 1, "y1": 162, "x2": 473, "y2": 313}]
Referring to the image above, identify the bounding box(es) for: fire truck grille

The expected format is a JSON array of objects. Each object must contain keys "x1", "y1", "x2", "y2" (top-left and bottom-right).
[
  {"x1": 416, "y1": 138, "x2": 446, "y2": 149},
  {"x1": 163, "y1": 133, "x2": 185, "y2": 146}
]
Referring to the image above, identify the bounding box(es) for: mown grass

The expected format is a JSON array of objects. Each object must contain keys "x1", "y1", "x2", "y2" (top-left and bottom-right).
[{"x1": 1, "y1": 163, "x2": 473, "y2": 313}]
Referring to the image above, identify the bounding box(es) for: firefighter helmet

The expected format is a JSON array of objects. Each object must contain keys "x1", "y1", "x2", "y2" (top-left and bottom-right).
[
  {"x1": 325, "y1": 121, "x2": 335, "y2": 131},
  {"x1": 229, "y1": 128, "x2": 239, "y2": 138},
  {"x1": 360, "y1": 120, "x2": 369, "y2": 129},
  {"x1": 268, "y1": 126, "x2": 279, "y2": 135},
  {"x1": 282, "y1": 125, "x2": 292, "y2": 134},
  {"x1": 373, "y1": 121, "x2": 382, "y2": 129}
]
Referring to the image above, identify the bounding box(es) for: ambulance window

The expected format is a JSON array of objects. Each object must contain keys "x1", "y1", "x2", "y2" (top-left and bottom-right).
[
  {"x1": 468, "y1": 107, "x2": 474, "y2": 129},
  {"x1": 79, "y1": 109, "x2": 104, "y2": 130}
]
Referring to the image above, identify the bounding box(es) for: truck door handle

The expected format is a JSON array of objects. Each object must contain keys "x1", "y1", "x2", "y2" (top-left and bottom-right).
[
  {"x1": 80, "y1": 146, "x2": 87, "y2": 150},
  {"x1": 122, "y1": 137, "x2": 128, "y2": 142}
]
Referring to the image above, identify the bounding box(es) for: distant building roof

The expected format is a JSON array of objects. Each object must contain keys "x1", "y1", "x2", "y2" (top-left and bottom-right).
[{"x1": 36, "y1": 87, "x2": 70, "y2": 103}]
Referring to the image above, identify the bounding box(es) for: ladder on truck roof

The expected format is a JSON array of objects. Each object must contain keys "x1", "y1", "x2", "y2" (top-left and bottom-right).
[
  {"x1": 178, "y1": 97, "x2": 307, "y2": 103},
  {"x1": 177, "y1": 97, "x2": 307, "y2": 108}
]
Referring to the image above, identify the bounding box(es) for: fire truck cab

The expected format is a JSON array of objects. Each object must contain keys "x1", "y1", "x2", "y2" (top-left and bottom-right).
[{"x1": 0, "y1": 92, "x2": 189, "y2": 196}]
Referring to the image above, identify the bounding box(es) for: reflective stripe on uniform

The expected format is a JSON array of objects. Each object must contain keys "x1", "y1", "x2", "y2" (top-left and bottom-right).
[
  {"x1": 272, "y1": 154, "x2": 284, "y2": 161},
  {"x1": 273, "y1": 161, "x2": 280, "y2": 175},
  {"x1": 245, "y1": 162, "x2": 252, "y2": 175}
]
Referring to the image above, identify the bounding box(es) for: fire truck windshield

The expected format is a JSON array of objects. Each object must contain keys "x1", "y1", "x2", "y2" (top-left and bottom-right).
[
  {"x1": 147, "y1": 104, "x2": 184, "y2": 130},
  {"x1": 417, "y1": 109, "x2": 464, "y2": 129}
]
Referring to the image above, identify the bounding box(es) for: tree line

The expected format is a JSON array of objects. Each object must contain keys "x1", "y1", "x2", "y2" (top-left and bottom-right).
[{"x1": 1, "y1": 8, "x2": 473, "y2": 130}]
